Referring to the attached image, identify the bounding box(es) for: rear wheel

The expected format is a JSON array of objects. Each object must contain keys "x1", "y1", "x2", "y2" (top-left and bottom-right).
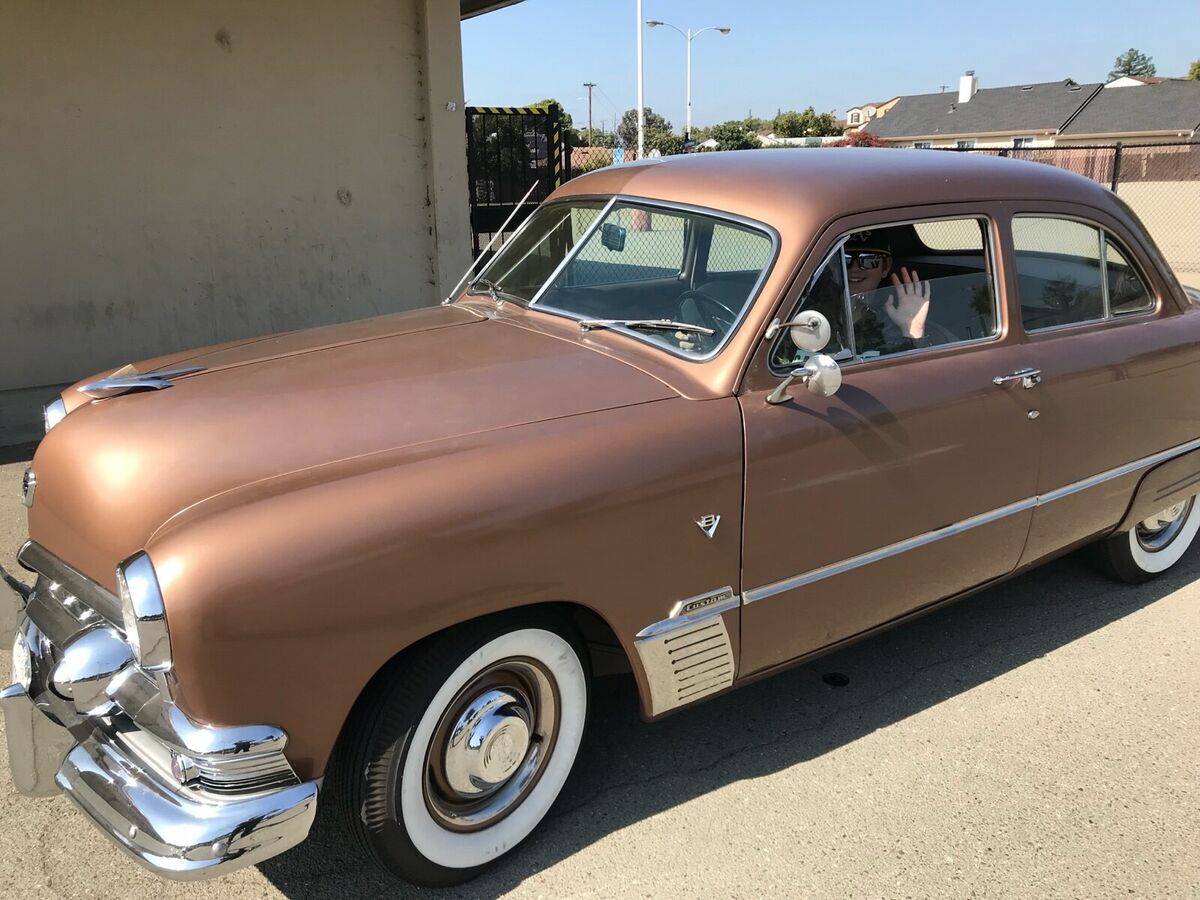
[{"x1": 1096, "y1": 495, "x2": 1200, "y2": 583}]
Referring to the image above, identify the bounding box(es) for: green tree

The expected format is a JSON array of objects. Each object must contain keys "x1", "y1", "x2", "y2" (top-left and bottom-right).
[
  {"x1": 644, "y1": 129, "x2": 684, "y2": 156},
  {"x1": 772, "y1": 107, "x2": 843, "y2": 138},
  {"x1": 1108, "y1": 48, "x2": 1156, "y2": 80},
  {"x1": 529, "y1": 98, "x2": 580, "y2": 144},
  {"x1": 1187, "y1": 59, "x2": 1200, "y2": 80},
  {"x1": 578, "y1": 127, "x2": 616, "y2": 148},
  {"x1": 617, "y1": 107, "x2": 673, "y2": 148},
  {"x1": 706, "y1": 121, "x2": 760, "y2": 151}
]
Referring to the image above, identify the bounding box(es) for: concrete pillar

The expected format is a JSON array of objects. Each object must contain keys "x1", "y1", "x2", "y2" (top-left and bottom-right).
[{"x1": 421, "y1": 0, "x2": 473, "y2": 299}]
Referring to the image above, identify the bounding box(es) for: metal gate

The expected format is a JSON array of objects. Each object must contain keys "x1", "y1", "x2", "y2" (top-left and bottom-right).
[{"x1": 465, "y1": 104, "x2": 569, "y2": 256}]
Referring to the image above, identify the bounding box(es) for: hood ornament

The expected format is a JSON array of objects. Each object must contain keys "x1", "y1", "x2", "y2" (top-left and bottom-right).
[{"x1": 77, "y1": 365, "x2": 205, "y2": 400}]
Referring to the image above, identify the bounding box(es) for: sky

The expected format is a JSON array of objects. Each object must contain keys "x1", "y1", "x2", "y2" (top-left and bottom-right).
[{"x1": 462, "y1": 0, "x2": 1199, "y2": 132}]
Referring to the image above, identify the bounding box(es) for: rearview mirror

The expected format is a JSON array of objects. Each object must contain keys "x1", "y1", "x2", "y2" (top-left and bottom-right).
[
  {"x1": 766, "y1": 354, "x2": 842, "y2": 404},
  {"x1": 600, "y1": 222, "x2": 627, "y2": 252}
]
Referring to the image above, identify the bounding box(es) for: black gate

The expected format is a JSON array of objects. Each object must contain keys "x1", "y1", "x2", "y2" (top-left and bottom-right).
[{"x1": 465, "y1": 104, "x2": 570, "y2": 257}]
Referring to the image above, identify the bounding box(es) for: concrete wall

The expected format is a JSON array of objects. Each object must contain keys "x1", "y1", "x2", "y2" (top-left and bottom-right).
[{"x1": 0, "y1": 0, "x2": 471, "y2": 443}]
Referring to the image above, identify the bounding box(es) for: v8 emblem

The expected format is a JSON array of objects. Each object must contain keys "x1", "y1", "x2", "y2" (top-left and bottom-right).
[{"x1": 696, "y1": 514, "x2": 720, "y2": 539}]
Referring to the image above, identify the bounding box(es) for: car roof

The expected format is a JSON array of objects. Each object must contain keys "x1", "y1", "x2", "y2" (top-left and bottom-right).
[{"x1": 551, "y1": 148, "x2": 1118, "y2": 238}]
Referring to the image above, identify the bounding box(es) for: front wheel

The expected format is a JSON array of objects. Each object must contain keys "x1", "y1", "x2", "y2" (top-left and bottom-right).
[
  {"x1": 1096, "y1": 495, "x2": 1200, "y2": 583},
  {"x1": 331, "y1": 617, "x2": 589, "y2": 886}
]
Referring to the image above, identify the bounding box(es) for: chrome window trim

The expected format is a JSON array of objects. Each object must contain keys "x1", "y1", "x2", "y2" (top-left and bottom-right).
[
  {"x1": 522, "y1": 193, "x2": 781, "y2": 364},
  {"x1": 527, "y1": 196, "x2": 619, "y2": 306},
  {"x1": 1013, "y1": 213, "x2": 1160, "y2": 334},
  {"x1": 768, "y1": 213, "x2": 1002, "y2": 377},
  {"x1": 744, "y1": 435, "x2": 1200, "y2": 606}
]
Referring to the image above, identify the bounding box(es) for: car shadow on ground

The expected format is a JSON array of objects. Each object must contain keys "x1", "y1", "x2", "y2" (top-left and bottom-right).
[{"x1": 259, "y1": 547, "x2": 1199, "y2": 899}]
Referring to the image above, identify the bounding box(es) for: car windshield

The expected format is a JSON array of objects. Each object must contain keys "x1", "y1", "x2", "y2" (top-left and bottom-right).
[{"x1": 467, "y1": 198, "x2": 775, "y2": 358}]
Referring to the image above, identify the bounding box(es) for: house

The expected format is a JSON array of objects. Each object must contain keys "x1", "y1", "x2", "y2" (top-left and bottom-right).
[
  {"x1": 844, "y1": 98, "x2": 899, "y2": 131},
  {"x1": 861, "y1": 71, "x2": 1200, "y2": 149},
  {"x1": 1, "y1": 0, "x2": 527, "y2": 444},
  {"x1": 862, "y1": 72, "x2": 1101, "y2": 148}
]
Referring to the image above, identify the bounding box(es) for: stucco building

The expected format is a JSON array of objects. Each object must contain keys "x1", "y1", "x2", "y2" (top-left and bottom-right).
[{"x1": 1, "y1": 1, "x2": 522, "y2": 444}]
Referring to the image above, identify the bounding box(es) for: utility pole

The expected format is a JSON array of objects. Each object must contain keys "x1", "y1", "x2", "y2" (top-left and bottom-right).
[
  {"x1": 583, "y1": 82, "x2": 596, "y2": 142},
  {"x1": 636, "y1": 0, "x2": 645, "y2": 157}
]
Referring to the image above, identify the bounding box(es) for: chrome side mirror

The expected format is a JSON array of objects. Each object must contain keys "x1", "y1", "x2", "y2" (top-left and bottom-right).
[
  {"x1": 764, "y1": 310, "x2": 831, "y2": 353},
  {"x1": 766, "y1": 354, "x2": 842, "y2": 404}
]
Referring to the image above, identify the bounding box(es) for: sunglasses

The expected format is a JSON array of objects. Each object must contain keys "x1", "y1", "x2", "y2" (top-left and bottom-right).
[{"x1": 843, "y1": 250, "x2": 891, "y2": 270}]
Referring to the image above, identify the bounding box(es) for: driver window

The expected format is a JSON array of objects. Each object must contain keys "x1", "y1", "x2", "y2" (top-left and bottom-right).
[{"x1": 771, "y1": 217, "x2": 998, "y2": 370}]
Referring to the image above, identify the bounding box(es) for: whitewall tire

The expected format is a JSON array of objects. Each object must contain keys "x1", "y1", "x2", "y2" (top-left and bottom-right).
[
  {"x1": 1098, "y1": 495, "x2": 1200, "y2": 583},
  {"x1": 331, "y1": 615, "x2": 589, "y2": 887}
]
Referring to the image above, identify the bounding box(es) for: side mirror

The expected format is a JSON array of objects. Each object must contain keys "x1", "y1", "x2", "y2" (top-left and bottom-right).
[
  {"x1": 600, "y1": 222, "x2": 627, "y2": 252},
  {"x1": 766, "y1": 354, "x2": 842, "y2": 404},
  {"x1": 764, "y1": 310, "x2": 831, "y2": 352}
]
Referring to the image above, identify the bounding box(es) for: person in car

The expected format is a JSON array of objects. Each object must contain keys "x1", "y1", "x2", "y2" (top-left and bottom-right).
[{"x1": 844, "y1": 230, "x2": 935, "y2": 354}]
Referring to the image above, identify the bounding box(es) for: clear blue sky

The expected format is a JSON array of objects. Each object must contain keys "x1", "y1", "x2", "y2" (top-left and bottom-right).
[{"x1": 463, "y1": 0, "x2": 1198, "y2": 131}]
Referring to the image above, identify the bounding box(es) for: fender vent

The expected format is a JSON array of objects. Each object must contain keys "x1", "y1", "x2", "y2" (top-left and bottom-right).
[{"x1": 634, "y1": 590, "x2": 738, "y2": 715}]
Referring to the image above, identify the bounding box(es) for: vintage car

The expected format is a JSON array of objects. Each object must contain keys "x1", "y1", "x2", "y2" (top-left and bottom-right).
[{"x1": 4, "y1": 149, "x2": 1200, "y2": 886}]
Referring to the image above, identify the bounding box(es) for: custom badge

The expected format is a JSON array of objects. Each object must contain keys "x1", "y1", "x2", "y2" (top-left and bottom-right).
[
  {"x1": 696, "y1": 514, "x2": 720, "y2": 539},
  {"x1": 671, "y1": 587, "x2": 736, "y2": 618}
]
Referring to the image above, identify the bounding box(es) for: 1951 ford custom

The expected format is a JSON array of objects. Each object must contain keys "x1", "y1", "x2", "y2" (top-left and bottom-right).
[{"x1": 4, "y1": 149, "x2": 1200, "y2": 886}]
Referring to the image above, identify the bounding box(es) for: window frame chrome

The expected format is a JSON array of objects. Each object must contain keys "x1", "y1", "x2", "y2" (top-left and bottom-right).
[
  {"x1": 768, "y1": 212, "x2": 1004, "y2": 377},
  {"x1": 1012, "y1": 213, "x2": 1160, "y2": 335}
]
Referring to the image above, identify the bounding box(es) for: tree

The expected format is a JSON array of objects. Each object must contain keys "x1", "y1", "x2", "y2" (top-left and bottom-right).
[
  {"x1": 1108, "y1": 48, "x2": 1156, "y2": 81},
  {"x1": 644, "y1": 129, "x2": 684, "y2": 156},
  {"x1": 577, "y1": 127, "x2": 616, "y2": 148},
  {"x1": 706, "y1": 121, "x2": 760, "y2": 151},
  {"x1": 826, "y1": 131, "x2": 884, "y2": 148},
  {"x1": 617, "y1": 107, "x2": 673, "y2": 148},
  {"x1": 530, "y1": 98, "x2": 580, "y2": 144},
  {"x1": 772, "y1": 107, "x2": 843, "y2": 138},
  {"x1": 1188, "y1": 59, "x2": 1200, "y2": 80}
]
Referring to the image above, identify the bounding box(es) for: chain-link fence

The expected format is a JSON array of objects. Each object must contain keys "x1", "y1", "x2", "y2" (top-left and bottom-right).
[{"x1": 937, "y1": 142, "x2": 1200, "y2": 284}]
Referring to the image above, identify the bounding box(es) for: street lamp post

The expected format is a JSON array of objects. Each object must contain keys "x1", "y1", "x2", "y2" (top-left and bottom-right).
[{"x1": 646, "y1": 20, "x2": 731, "y2": 143}]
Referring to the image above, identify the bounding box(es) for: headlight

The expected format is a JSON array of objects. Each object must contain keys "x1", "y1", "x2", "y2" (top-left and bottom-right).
[
  {"x1": 116, "y1": 553, "x2": 172, "y2": 671},
  {"x1": 43, "y1": 397, "x2": 67, "y2": 433}
]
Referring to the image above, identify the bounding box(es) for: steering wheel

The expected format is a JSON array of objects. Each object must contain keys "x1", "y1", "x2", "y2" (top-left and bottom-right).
[{"x1": 676, "y1": 289, "x2": 739, "y2": 352}]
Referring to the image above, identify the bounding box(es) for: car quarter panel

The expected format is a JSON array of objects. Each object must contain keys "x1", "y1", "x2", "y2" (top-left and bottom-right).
[{"x1": 144, "y1": 397, "x2": 744, "y2": 780}]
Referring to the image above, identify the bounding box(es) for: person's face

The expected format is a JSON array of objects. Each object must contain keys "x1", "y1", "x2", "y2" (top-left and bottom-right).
[{"x1": 845, "y1": 248, "x2": 892, "y2": 294}]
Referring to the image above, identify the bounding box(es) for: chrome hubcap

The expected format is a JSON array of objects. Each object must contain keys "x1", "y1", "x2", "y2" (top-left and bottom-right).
[
  {"x1": 444, "y1": 689, "x2": 532, "y2": 795},
  {"x1": 1136, "y1": 497, "x2": 1194, "y2": 552},
  {"x1": 424, "y1": 659, "x2": 558, "y2": 832}
]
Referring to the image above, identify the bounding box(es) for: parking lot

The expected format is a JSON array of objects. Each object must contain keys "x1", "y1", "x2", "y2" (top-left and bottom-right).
[{"x1": 1, "y1": 447, "x2": 1197, "y2": 899}]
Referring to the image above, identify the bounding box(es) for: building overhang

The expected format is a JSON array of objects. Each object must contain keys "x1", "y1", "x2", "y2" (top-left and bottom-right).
[{"x1": 461, "y1": 0, "x2": 527, "y2": 18}]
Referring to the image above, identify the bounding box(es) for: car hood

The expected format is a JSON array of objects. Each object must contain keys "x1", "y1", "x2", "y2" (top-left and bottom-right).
[{"x1": 27, "y1": 305, "x2": 676, "y2": 590}]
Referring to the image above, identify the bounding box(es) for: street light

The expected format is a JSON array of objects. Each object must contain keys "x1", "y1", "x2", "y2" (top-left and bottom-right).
[{"x1": 645, "y1": 20, "x2": 731, "y2": 143}]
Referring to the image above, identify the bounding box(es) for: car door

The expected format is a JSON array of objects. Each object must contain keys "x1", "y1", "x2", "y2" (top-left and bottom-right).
[
  {"x1": 737, "y1": 207, "x2": 1041, "y2": 676},
  {"x1": 1003, "y1": 204, "x2": 1200, "y2": 564}
]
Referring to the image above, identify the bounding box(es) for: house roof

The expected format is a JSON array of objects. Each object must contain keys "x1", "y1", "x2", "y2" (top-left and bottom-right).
[
  {"x1": 1060, "y1": 79, "x2": 1200, "y2": 137},
  {"x1": 460, "y1": 0, "x2": 526, "y2": 19},
  {"x1": 864, "y1": 79, "x2": 1102, "y2": 139}
]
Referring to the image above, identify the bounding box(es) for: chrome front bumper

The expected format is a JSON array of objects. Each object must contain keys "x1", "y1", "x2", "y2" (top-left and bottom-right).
[{"x1": 1, "y1": 549, "x2": 318, "y2": 880}]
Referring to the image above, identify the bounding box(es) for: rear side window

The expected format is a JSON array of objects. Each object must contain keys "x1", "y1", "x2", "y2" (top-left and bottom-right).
[{"x1": 1013, "y1": 217, "x2": 1154, "y2": 330}]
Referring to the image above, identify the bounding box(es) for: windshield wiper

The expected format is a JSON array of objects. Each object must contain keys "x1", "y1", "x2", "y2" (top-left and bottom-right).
[
  {"x1": 578, "y1": 318, "x2": 715, "y2": 335},
  {"x1": 465, "y1": 278, "x2": 526, "y2": 306}
]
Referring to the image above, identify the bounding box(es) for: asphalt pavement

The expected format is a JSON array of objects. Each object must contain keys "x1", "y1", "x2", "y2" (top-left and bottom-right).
[{"x1": 0, "y1": 448, "x2": 1197, "y2": 899}]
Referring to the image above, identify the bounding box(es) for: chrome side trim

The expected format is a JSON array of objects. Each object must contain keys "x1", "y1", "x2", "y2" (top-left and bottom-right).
[
  {"x1": 634, "y1": 591, "x2": 738, "y2": 715},
  {"x1": 743, "y1": 497, "x2": 1037, "y2": 605},
  {"x1": 745, "y1": 436, "x2": 1200, "y2": 606}
]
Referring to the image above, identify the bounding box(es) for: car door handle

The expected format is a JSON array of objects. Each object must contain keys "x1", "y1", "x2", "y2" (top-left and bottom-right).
[{"x1": 992, "y1": 368, "x2": 1042, "y2": 389}]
